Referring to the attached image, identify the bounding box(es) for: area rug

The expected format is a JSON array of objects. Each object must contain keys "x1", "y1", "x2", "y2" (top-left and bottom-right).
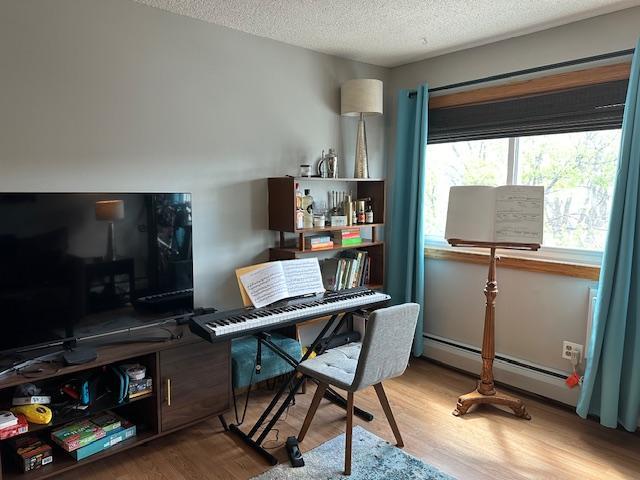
[{"x1": 251, "y1": 426, "x2": 456, "y2": 480}]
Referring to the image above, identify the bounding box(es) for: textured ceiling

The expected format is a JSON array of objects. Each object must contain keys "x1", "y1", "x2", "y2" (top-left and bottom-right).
[{"x1": 133, "y1": 0, "x2": 640, "y2": 67}]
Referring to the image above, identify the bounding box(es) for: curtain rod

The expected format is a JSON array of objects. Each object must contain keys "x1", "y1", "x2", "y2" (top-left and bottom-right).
[{"x1": 408, "y1": 48, "x2": 635, "y2": 97}]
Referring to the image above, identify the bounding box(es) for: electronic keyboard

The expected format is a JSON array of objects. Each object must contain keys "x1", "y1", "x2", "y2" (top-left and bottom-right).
[{"x1": 189, "y1": 287, "x2": 391, "y2": 343}]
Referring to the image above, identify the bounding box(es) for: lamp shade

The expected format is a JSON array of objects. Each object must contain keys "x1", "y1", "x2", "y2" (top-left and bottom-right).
[
  {"x1": 341, "y1": 79, "x2": 383, "y2": 117},
  {"x1": 95, "y1": 200, "x2": 124, "y2": 221}
]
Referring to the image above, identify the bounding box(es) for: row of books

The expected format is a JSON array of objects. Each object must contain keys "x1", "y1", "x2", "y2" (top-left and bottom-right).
[
  {"x1": 320, "y1": 250, "x2": 370, "y2": 291},
  {"x1": 304, "y1": 229, "x2": 364, "y2": 251}
]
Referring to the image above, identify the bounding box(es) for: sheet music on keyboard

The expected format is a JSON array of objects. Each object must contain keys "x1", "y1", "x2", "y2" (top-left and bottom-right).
[
  {"x1": 240, "y1": 262, "x2": 289, "y2": 309},
  {"x1": 282, "y1": 258, "x2": 325, "y2": 298},
  {"x1": 240, "y1": 258, "x2": 325, "y2": 308}
]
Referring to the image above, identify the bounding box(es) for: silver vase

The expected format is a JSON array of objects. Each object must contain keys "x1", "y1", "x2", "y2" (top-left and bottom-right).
[{"x1": 354, "y1": 112, "x2": 369, "y2": 178}]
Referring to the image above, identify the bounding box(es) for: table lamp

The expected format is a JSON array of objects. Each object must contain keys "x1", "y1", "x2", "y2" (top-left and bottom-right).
[
  {"x1": 341, "y1": 79, "x2": 383, "y2": 178},
  {"x1": 95, "y1": 200, "x2": 125, "y2": 261}
]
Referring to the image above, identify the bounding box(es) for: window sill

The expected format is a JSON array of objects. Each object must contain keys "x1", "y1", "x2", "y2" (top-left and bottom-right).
[{"x1": 424, "y1": 246, "x2": 600, "y2": 281}]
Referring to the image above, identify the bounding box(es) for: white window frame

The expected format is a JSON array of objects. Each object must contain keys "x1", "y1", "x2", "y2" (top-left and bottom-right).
[{"x1": 425, "y1": 136, "x2": 606, "y2": 266}]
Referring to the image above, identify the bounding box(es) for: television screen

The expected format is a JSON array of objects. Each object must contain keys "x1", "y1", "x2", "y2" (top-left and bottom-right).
[{"x1": 0, "y1": 192, "x2": 193, "y2": 354}]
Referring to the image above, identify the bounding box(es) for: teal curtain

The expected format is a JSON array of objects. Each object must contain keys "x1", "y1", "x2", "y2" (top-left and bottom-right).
[
  {"x1": 386, "y1": 84, "x2": 428, "y2": 357},
  {"x1": 577, "y1": 39, "x2": 640, "y2": 432}
]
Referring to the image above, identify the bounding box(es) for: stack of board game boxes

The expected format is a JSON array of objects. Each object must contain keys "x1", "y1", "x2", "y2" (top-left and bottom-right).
[{"x1": 50, "y1": 411, "x2": 137, "y2": 461}]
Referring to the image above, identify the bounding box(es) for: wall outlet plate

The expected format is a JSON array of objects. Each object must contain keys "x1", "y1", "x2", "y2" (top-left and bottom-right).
[{"x1": 562, "y1": 341, "x2": 583, "y2": 361}]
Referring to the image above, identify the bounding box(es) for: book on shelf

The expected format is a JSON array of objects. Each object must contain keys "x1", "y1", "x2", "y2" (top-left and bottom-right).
[
  {"x1": 319, "y1": 250, "x2": 369, "y2": 291},
  {"x1": 332, "y1": 229, "x2": 360, "y2": 240},
  {"x1": 307, "y1": 241, "x2": 334, "y2": 250},
  {"x1": 336, "y1": 237, "x2": 362, "y2": 246},
  {"x1": 332, "y1": 229, "x2": 362, "y2": 245},
  {"x1": 304, "y1": 235, "x2": 334, "y2": 250},
  {"x1": 305, "y1": 234, "x2": 331, "y2": 245}
]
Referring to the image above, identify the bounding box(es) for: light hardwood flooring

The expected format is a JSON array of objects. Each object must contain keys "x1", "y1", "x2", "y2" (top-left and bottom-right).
[{"x1": 60, "y1": 359, "x2": 640, "y2": 480}]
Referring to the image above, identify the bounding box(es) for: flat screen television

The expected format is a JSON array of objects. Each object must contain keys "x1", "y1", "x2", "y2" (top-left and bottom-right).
[{"x1": 0, "y1": 192, "x2": 193, "y2": 355}]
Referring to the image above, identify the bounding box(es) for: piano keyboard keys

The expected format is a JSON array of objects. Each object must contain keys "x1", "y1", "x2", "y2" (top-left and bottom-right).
[{"x1": 190, "y1": 289, "x2": 390, "y2": 342}]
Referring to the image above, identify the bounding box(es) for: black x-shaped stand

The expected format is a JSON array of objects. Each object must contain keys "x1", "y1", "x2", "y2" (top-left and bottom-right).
[{"x1": 227, "y1": 309, "x2": 373, "y2": 466}]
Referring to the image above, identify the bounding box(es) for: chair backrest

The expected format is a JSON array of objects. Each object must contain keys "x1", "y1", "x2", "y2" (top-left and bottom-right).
[
  {"x1": 351, "y1": 303, "x2": 420, "y2": 390},
  {"x1": 235, "y1": 262, "x2": 270, "y2": 307}
]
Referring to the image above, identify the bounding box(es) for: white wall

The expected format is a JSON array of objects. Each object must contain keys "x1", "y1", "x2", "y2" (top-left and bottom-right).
[
  {"x1": 389, "y1": 7, "x2": 640, "y2": 376},
  {"x1": 0, "y1": 0, "x2": 389, "y2": 310}
]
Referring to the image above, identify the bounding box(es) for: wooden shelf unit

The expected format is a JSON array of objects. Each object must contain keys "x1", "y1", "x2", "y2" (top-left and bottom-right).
[
  {"x1": 0, "y1": 327, "x2": 230, "y2": 480},
  {"x1": 267, "y1": 176, "x2": 386, "y2": 290}
]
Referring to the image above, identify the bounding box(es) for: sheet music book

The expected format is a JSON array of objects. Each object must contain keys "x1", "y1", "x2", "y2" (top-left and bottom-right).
[
  {"x1": 239, "y1": 258, "x2": 325, "y2": 308},
  {"x1": 445, "y1": 185, "x2": 544, "y2": 244}
]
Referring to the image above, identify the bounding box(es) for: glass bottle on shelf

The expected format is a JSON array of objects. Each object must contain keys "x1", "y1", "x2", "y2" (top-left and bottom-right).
[
  {"x1": 365, "y1": 202, "x2": 374, "y2": 224},
  {"x1": 357, "y1": 200, "x2": 366, "y2": 224},
  {"x1": 302, "y1": 189, "x2": 314, "y2": 229},
  {"x1": 295, "y1": 183, "x2": 304, "y2": 229}
]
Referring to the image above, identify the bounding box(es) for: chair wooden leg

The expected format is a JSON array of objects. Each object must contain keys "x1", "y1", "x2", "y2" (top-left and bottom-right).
[
  {"x1": 298, "y1": 382, "x2": 327, "y2": 442},
  {"x1": 373, "y1": 383, "x2": 404, "y2": 448},
  {"x1": 345, "y1": 391, "x2": 354, "y2": 476}
]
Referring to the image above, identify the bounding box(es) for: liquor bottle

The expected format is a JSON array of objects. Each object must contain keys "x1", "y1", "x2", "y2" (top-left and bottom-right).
[
  {"x1": 365, "y1": 202, "x2": 374, "y2": 224},
  {"x1": 295, "y1": 183, "x2": 302, "y2": 210},
  {"x1": 302, "y1": 189, "x2": 314, "y2": 229},
  {"x1": 295, "y1": 183, "x2": 304, "y2": 229},
  {"x1": 357, "y1": 200, "x2": 366, "y2": 224}
]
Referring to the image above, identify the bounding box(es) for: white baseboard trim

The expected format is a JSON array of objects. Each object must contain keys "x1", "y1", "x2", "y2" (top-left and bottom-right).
[{"x1": 423, "y1": 335, "x2": 580, "y2": 407}]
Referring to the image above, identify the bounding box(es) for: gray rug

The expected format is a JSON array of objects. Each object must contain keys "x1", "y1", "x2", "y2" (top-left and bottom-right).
[{"x1": 252, "y1": 426, "x2": 456, "y2": 480}]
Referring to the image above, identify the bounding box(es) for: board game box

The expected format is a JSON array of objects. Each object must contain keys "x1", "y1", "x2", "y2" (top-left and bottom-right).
[
  {"x1": 70, "y1": 421, "x2": 137, "y2": 461},
  {"x1": 50, "y1": 420, "x2": 106, "y2": 452},
  {"x1": 0, "y1": 414, "x2": 28, "y2": 440},
  {"x1": 89, "y1": 411, "x2": 121, "y2": 433},
  {"x1": 8, "y1": 435, "x2": 53, "y2": 472}
]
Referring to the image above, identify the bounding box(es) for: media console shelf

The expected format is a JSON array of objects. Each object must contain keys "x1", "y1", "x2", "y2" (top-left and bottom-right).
[{"x1": 0, "y1": 328, "x2": 230, "y2": 480}]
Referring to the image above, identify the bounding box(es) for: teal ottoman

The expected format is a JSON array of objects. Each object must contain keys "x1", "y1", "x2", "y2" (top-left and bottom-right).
[{"x1": 231, "y1": 334, "x2": 302, "y2": 390}]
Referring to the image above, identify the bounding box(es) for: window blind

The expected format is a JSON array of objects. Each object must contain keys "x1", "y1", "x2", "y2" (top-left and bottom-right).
[{"x1": 428, "y1": 79, "x2": 628, "y2": 144}]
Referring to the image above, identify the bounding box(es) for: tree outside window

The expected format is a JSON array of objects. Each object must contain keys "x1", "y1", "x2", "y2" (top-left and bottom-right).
[{"x1": 425, "y1": 129, "x2": 621, "y2": 252}]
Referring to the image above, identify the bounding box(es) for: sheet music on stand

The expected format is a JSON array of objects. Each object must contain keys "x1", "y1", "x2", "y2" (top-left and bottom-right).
[
  {"x1": 445, "y1": 185, "x2": 544, "y2": 246},
  {"x1": 443, "y1": 184, "x2": 544, "y2": 420},
  {"x1": 239, "y1": 258, "x2": 325, "y2": 308}
]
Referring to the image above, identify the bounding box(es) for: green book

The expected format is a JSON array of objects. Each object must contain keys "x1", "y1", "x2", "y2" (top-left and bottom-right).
[{"x1": 339, "y1": 237, "x2": 363, "y2": 246}]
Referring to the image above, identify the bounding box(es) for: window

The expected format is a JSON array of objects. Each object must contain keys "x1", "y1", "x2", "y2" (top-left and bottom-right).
[{"x1": 425, "y1": 129, "x2": 621, "y2": 253}]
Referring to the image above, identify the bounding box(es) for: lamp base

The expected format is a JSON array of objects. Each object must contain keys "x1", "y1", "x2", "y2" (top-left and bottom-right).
[
  {"x1": 354, "y1": 113, "x2": 369, "y2": 178},
  {"x1": 105, "y1": 222, "x2": 116, "y2": 262}
]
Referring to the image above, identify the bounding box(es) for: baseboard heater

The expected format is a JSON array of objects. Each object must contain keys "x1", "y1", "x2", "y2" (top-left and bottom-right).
[{"x1": 422, "y1": 334, "x2": 580, "y2": 406}]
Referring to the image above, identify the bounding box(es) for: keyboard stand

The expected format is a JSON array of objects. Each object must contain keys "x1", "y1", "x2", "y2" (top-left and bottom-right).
[{"x1": 227, "y1": 309, "x2": 373, "y2": 466}]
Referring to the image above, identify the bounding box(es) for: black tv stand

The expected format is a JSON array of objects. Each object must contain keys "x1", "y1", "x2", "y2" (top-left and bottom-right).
[
  {"x1": 62, "y1": 346, "x2": 98, "y2": 366},
  {"x1": 0, "y1": 326, "x2": 230, "y2": 480}
]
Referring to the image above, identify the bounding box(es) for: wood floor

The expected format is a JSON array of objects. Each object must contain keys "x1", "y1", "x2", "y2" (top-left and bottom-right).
[{"x1": 59, "y1": 359, "x2": 640, "y2": 480}]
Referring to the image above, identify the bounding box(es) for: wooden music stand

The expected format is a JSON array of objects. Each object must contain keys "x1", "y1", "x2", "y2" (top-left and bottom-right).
[{"x1": 448, "y1": 239, "x2": 539, "y2": 420}]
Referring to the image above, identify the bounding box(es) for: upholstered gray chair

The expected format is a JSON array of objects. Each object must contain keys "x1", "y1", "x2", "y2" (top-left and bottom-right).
[{"x1": 297, "y1": 303, "x2": 420, "y2": 475}]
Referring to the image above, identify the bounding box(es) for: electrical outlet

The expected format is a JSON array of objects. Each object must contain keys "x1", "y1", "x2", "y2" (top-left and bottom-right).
[{"x1": 562, "y1": 341, "x2": 583, "y2": 362}]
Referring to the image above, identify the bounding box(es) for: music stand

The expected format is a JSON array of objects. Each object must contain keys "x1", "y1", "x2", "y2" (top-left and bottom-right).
[{"x1": 448, "y1": 239, "x2": 539, "y2": 420}]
